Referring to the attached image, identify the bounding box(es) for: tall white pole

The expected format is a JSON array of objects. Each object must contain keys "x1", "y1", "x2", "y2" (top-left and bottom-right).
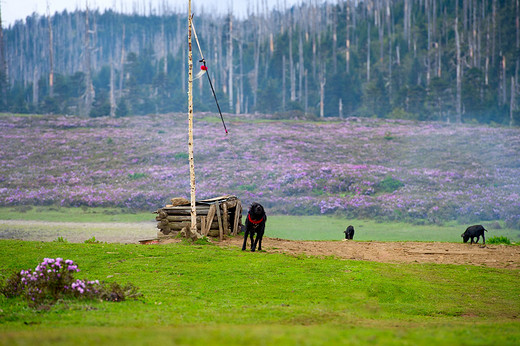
[{"x1": 188, "y1": 1, "x2": 200, "y2": 238}]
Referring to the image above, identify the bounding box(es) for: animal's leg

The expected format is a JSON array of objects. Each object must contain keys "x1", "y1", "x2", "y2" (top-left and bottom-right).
[
  {"x1": 476, "y1": 235, "x2": 480, "y2": 244},
  {"x1": 242, "y1": 229, "x2": 250, "y2": 251},
  {"x1": 253, "y1": 235, "x2": 262, "y2": 252},
  {"x1": 250, "y1": 232, "x2": 255, "y2": 251},
  {"x1": 482, "y1": 233, "x2": 485, "y2": 244}
]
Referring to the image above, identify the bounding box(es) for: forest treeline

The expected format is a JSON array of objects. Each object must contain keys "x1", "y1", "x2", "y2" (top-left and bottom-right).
[{"x1": 0, "y1": 0, "x2": 519, "y2": 125}]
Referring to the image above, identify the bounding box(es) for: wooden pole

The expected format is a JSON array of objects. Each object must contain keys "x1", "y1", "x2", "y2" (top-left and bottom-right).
[{"x1": 188, "y1": 1, "x2": 200, "y2": 239}]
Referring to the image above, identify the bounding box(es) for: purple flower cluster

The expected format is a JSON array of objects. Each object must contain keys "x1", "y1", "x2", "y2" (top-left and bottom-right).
[
  {"x1": 0, "y1": 114, "x2": 519, "y2": 226},
  {"x1": 18, "y1": 258, "x2": 100, "y2": 304}
]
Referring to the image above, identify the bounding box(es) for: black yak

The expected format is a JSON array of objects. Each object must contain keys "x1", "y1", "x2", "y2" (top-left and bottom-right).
[{"x1": 461, "y1": 225, "x2": 487, "y2": 244}]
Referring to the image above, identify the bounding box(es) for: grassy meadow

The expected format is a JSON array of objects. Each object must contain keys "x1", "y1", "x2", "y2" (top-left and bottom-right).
[
  {"x1": 1, "y1": 206, "x2": 519, "y2": 243},
  {"x1": 0, "y1": 240, "x2": 519, "y2": 345},
  {"x1": 1, "y1": 114, "x2": 520, "y2": 344}
]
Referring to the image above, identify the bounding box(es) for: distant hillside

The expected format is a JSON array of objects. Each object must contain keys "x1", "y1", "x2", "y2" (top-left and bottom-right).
[
  {"x1": 1, "y1": 114, "x2": 519, "y2": 229},
  {"x1": 0, "y1": 0, "x2": 519, "y2": 125}
]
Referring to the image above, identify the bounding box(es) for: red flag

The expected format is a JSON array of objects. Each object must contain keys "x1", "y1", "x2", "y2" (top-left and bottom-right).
[{"x1": 200, "y1": 65, "x2": 207, "y2": 71}]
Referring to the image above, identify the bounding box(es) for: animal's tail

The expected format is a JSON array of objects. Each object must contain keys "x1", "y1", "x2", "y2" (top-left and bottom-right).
[{"x1": 485, "y1": 228, "x2": 488, "y2": 232}]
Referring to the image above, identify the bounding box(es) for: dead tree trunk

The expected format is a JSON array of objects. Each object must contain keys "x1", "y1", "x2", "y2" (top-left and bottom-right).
[
  {"x1": 346, "y1": 0, "x2": 351, "y2": 73},
  {"x1": 426, "y1": 0, "x2": 432, "y2": 85},
  {"x1": 319, "y1": 63, "x2": 326, "y2": 118},
  {"x1": 289, "y1": 20, "x2": 296, "y2": 102},
  {"x1": 0, "y1": 4, "x2": 6, "y2": 108},
  {"x1": 110, "y1": 58, "x2": 116, "y2": 117},
  {"x1": 282, "y1": 55, "x2": 286, "y2": 111},
  {"x1": 162, "y1": 23, "x2": 168, "y2": 76},
  {"x1": 332, "y1": 4, "x2": 337, "y2": 74},
  {"x1": 83, "y1": 7, "x2": 95, "y2": 117},
  {"x1": 367, "y1": 21, "x2": 371, "y2": 82},
  {"x1": 455, "y1": 15, "x2": 462, "y2": 124},
  {"x1": 511, "y1": 77, "x2": 515, "y2": 126},
  {"x1": 492, "y1": 0, "x2": 497, "y2": 67},
  {"x1": 298, "y1": 30, "x2": 304, "y2": 102},
  {"x1": 502, "y1": 55, "x2": 507, "y2": 106},
  {"x1": 404, "y1": 0, "x2": 412, "y2": 49},
  {"x1": 47, "y1": 3, "x2": 54, "y2": 98},
  {"x1": 119, "y1": 24, "x2": 125, "y2": 99},
  {"x1": 227, "y1": 14, "x2": 233, "y2": 112},
  {"x1": 32, "y1": 67, "x2": 38, "y2": 106},
  {"x1": 32, "y1": 22, "x2": 38, "y2": 106},
  {"x1": 386, "y1": 0, "x2": 393, "y2": 103},
  {"x1": 237, "y1": 31, "x2": 243, "y2": 114}
]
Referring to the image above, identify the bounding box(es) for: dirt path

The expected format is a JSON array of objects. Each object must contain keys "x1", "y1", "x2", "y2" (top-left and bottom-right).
[
  {"x1": 1, "y1": 220, "x2": 519, "y2": 269},
  {"x1": 218, "y1": 237, "x2": 520, "y2": 269}
]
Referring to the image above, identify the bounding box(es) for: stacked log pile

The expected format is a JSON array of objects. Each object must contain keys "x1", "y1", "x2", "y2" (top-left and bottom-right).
[{"x1": 155, "y1": 195, "x2": 243, "y2": 240}]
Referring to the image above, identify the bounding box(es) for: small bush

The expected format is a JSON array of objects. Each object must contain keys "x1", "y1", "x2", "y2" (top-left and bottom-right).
[
  {"x1": 98, "y1": 282, "x2": 142, "y2": 302},
  {"x1": 0, "y1": 258, "x2": 142, "y2": 309},
  {"x1": 84, "y1": 236, "x2": 102, "y2": 244},
  {"x1": 53, "y1": 236, "x2": 68, "y2": 243},
  {"x1": 128, "y1": 172, "x2": 147, "y2": 180},
  {"x1": 174, "y1": 152, "x2": 189, "y2": 161},
  {"x1": 193, "y1": 236, "x2": 212, "y2": 246},
  {"x1": 487, "y1": 236, "x2": 512, "y2": 245},
  {"x1": 376, "y1": 177, "x2": 405, "y2": 193}
]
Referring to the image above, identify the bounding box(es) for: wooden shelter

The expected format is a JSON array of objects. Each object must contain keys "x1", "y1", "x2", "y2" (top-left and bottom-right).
[{"x1": 155, "y1": 195, "x2": 243, "y2": 240}]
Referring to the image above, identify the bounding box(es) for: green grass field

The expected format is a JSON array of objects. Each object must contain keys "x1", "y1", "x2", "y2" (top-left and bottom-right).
[
  {"x1": 0, "y1": 206, "x2": 154, "y2": 224},
  {"x1": 0, "y1": 240, "x2": 519, "y2": 345},
  {"x1": 1, "y1": 206, "x2": 519, "y2": 243}
]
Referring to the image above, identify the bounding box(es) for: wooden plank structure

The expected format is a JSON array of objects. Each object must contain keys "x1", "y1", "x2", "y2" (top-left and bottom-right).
[{"x1": 155, "y1": 195, "x2": 243, "y2": 240}]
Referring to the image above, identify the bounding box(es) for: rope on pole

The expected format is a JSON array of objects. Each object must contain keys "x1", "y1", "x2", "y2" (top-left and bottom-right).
[{"x1": 191, "y1": 17, "x2": 228, "y2": 134}]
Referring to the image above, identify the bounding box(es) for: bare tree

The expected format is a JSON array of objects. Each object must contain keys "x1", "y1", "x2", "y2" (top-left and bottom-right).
[
  {"x1": 298, "y1": 28, "x2": 304, "y2": 102},
  {"x1": 227, "y1": 13, "x2": 234, "y2": 112},
  {"x1": 32, "y1": 21, "x2": 39, "y2": 106},
  {"x1": 332, "y1": 3, "x2": 337, "y2": 74},
  {"x1": 0, "y1": 3, "x2": 6, "y2": 107},
  {"x1": 511, "y1": 77, "x2": 515, "y2": 126},
  {"x1": 47, "y1": 2, "x2": 54, "y2": 97},
  {"x1": 83, "y1": 6, "x2": 95, "y2": 116},
  {"x1": 319, "y1": 63, "x2": 326, "y2": 118},
  {"x1": 282, "y1": 55, "x2": 286, "y2": 111},
  {"x1": 404, "y1": 0, "x2": 412, "y2": 49},
  {"x1": 289, "y1": 14, "x2": 296, "y2": 102},
  {"x1": 426, "y1": 0, "x2": 432, "y2": 85},
  {"x1": 367, "y1": 20, "x2": 371, "y2": 82},
  {"x1": 110, "y1": 57, "x2": 116, "y2": 117},
  {"x1": 501, "y1": 55, "x2": 507, "y2": 106},
  {"x1": 32, "y1": 67, "x2": 39, "y2": 106},
  {"x1": 455, "y1": 14, "x2": 462, "y2": 124},
  {"x1": 346, "y1": 0, "x2": 351, "y2": 73},
  {"x1": 119, "y1": 24, "x2": 126, "y2": 99}
]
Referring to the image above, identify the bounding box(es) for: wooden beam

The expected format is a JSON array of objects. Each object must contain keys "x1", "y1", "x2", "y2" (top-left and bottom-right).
[
  {"x1": 206, "y1": 204, "x2": 216, "y2": 233},
  {"x1": 215, "y1": 202, "x2": 224, "y2": 241},
  {"x1": 222, "y1": 202, "x2": 229, "y2": 235},
  {"x1": 232, "y1": 201, "x2": 242, "y2": 236}
]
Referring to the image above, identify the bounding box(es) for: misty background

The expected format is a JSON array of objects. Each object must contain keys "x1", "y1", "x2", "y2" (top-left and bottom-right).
[{"x1": 0, "y1": 0, "x2": 518, "y2": 124}]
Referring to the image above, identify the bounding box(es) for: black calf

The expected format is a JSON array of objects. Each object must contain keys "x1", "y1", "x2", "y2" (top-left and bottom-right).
[
  {"x1": 461, "y1": 225, "x2": 488, "y2": 244},
  {"x1": 344, "y1": 225, "x2": 355, "y2": 240}
]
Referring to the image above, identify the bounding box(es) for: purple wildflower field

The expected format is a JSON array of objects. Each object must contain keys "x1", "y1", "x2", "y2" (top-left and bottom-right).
[{"x1": 1, "y1": 114, "x2": 519, "y2": 227}]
